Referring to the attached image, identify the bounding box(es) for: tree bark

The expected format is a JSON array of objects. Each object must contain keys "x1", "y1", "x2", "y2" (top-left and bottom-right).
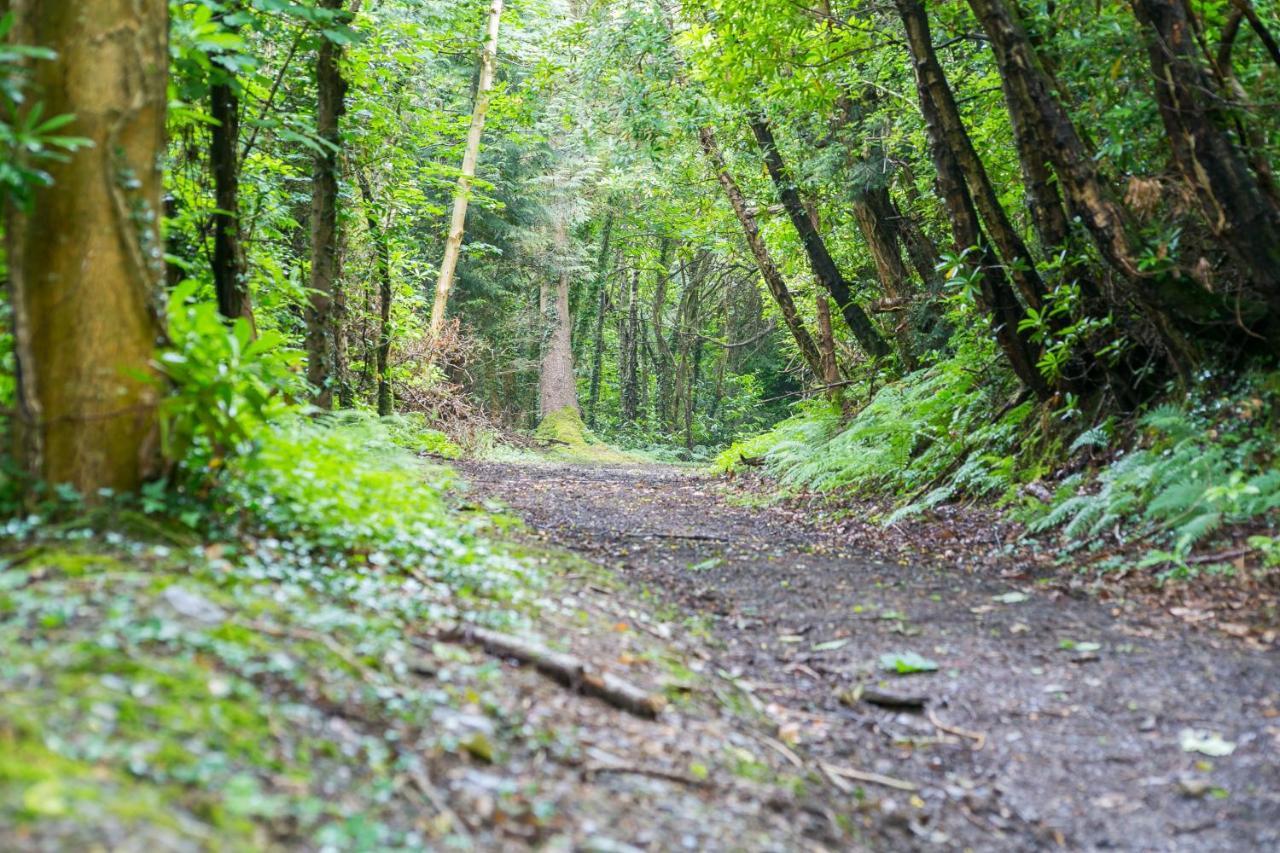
[
  {"x1": 895, "y1": 0, "x2": 1050, "y2": 398},
  {"x1": 539, "y1": 220, "x2": 580, "y2": 417},
  {"x1": 356, "y1": 170, "x2": 394, "y2": 415},
  {"x1": 305, "y1": 0, "x2": 348, "y2": 409},
  {"x1": 698, "y1": 126, "x2": 827, "y2": 380},
  {"x1": 897, "y1": 2, "x2": 1049, "y2": 314},
  {"x1": 209, "y1": 9, "x2": 254, "y2": 332},
  {"x1": 749, "y1": 116, "x2": 890, "y2": 358},
  {"x1": 1133, "y1": 0, "x2": 1280, "y2": 320},
  {"x1": 5, "y1": 0, "x2": 167, "y2": 495},
  {"x1": 429, "y1": 0, "x2": 504, "y2": 340}
]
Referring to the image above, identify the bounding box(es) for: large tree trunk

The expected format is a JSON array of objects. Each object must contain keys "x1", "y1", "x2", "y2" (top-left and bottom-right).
[
  {"x1": 5, "y1": 0, "x2": 167, "y2": 496},
  {"x1": 1133, "y1": 0, "x2": 1280, "y2": 321},
  {"x1": 698, "y1": 126, "x2": 827, "y2": 380},
  {"x1": 538, "y1": 253, "x2": 579, "y2": 418},
  {"x1": 428, "y1": 0, "x2": 504, "y2": 340},
  {"x1": 749, "y1": 116, "x2": 890, "y2": 359},
  {"x1": 356, "y1": 170, "x2": 395, "y2": 416},
  {"x1": 305, "y1": 0, "x2": 348, "y2": 409},
  {"x1": 209, "y1": 9, "x2": 254, "y2": 331},
  {"x1": 895, "y1": 0, "x2": 1050, "y2": 399}
]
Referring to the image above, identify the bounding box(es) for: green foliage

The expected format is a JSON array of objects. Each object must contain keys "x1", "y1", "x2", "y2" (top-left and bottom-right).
[
  {"x1": 154, "y1": 281, "x2": 307, "y2": 472},
  {"x1": 1029, "y1": 378, "x2": 1280, "y2": 571},
  {"x1": 717, "y1": 326, "x2": 1035, "y2": 521},
  {"x1": 0, "y1": 13, "x2": 91, "y2": 209}
]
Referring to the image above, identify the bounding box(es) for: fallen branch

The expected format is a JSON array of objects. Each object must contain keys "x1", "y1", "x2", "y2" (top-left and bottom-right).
[
  {"x1": 820, "y1": 761, "x2": 917, "y2": 792},
  {"x1": 440, "y1": 624, "x2": 668, "y2": 719}
]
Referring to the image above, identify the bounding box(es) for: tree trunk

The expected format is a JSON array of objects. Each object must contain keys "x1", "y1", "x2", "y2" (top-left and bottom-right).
[
  {"x1": 897, "y1": 2, "x2": 1049, "y2": 314},
  {"x1": 698, "y1": 126, "x2": 826, "y2": 380},
  {"x1": 209, "y1": 11, "x2": 254, "y2": 331},
  {"x1": 650, "y1": 239, "x2": 677, "y2": 430},
  {"x1": 587, "y1": 272, "x2": 610, "y2": 427},
  {"x1": 895, "y1": 0, "x2": 1050, "y2": 399},
  {"x1": 1133, "y1": 0, "x2": 1280, "y2": 320},
  {"x1": 356, "y1": 170, "x2": 395, "y2": 416},
  {"x1": 428, "y1": 0, "x2": 504, "y2": 340},
  {"x1": 538, "y1": 233, "x2": 580, "y2": 417},
  {"x1": 5, "y1": 0, "x2": 167, "y2": 495},
  {"x1": 619, "y1": 268, "x2": 641, "y2": 425},
  {"x1": 749, "y1": 116, "x2": 890, "y2": 359},
  {"x1": 305, "y1": 0, "x2": 348, "y2": 409},
  {"x1": 849, "y1": 184, "x2": 919, "y2": 369}
]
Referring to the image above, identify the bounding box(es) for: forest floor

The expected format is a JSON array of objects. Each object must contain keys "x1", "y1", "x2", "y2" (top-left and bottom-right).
[{"x1": 458, "y1": 459, "x2": 1280, "y2": 852}]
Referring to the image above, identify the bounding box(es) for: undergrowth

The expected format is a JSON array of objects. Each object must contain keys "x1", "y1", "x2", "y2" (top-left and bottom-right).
[
  {"x1": 716, "y1": 334, "x2": 1279, "y2": 574},
  {"x1": 1, "y1": 414, "x2": 540, "y2": 848}
]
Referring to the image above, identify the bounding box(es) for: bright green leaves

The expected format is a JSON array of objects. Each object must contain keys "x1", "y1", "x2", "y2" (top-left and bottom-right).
[{"x1": 155, "y1": 281, "x2": 307, "y2": 474}]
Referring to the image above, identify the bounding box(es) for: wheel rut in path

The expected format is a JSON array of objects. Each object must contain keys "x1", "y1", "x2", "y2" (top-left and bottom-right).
[{"x1": 459, "y1": 460, "x2": 1280, "y2": 852}]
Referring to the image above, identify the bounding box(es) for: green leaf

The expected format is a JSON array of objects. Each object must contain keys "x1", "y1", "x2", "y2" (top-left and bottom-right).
[{"x1": 878, "y1": 651, "x2": 938, "y2": 675}]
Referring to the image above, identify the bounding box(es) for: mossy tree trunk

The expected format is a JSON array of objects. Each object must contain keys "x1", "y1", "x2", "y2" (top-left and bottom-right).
[{"x1": 5, "y1": 0, "x2": 168, "y2": 497}]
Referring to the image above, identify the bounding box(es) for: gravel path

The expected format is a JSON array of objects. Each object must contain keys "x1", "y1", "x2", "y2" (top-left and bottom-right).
[{"x1": 460, "y1": 460, "x2": 1280, "y2": 852}]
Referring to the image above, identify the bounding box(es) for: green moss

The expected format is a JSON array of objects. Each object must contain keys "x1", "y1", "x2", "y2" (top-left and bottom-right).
[
  {"x1": 534, "y1": 407, "x2": 637, "y2": 464},
  {"x1": 18, "y1": 548, "x2": 131, "y2": 579}
]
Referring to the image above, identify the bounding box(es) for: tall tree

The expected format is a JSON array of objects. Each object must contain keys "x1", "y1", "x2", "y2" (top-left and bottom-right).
[
  {"x1": 429, "y1": 0, "x2": 504, "y2": 341},
  {"x1": 5, "y1": 0, "x2": 168, "y2": 495},
  {"x1": 538, "y1": 219, "x2": 580, "y2": 417},
  {"x1": 698, "y1": 126, "x2": 827, "y2": 380},
  {"x1": 748, "y1": 116, "x2": 890, "y2": 359},
  {"x1": 895, "y1": 0, "x2": 1049, "y2": 399},
  {"x1": 305, "y1": 0, "x2": 349, "y2": 409}
]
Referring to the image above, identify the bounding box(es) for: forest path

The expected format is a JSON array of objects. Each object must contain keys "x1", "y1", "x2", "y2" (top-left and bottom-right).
[{"x1": 459, "y1": 460, "x2": 1280, "y2": 852}]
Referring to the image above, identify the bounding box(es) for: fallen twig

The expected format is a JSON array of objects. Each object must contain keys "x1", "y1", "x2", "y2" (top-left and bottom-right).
[
  {"x1": 820, "y1": 761, "x2": 917, "y2": 792},
  {"x1": 927, "y1": 708, "x2": 986, "y2": 751},
  {"x1": 439, "y1": 624, "x2": 668, "y2": 719}
]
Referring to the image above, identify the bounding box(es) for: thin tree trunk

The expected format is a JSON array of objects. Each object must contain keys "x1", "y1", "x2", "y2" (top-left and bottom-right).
[
  {"x1": 587, "y1": 273, "x2": 610, "y2": 427},
  {"x1": 620, "y1": 268, "x2": 641, "y2": 425},
  {"x1": 895, "y1": 0, "x2": 1050, "y2": 399},
  {"x1": 650, "y1": 239, "x2": 677, "y2": 430},
  {"x1": 814, "y1": 291, "x2": 841, "y2": 389},
  {"x1": 429, "y1": 0, "x2": 504, "y2": 340},
  {"x1": 209, "y1": 7, "x2": 254, "y2": 332},
  {"x1": 849, "y1": 185, "x2": 919, "y2": 370},
  {"x1": 305, "y1": 0, "x2": 348, "y2": 409},
  {"x1": 749, "y1": 116, "x2": 890, "y2": 358},
  {"x1": 698, "y1": 126, "x2": 826, "y2": 380},
  {"x1": 5, "y1": 0, "x2": 167, "y2": 495},
  {"x1": 357, "y1": 171, "x2": 395, "y2": 416}
]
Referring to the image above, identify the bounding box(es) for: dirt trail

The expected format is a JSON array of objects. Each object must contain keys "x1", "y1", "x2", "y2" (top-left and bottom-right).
[{"x1": 461, "y1": 460, "x2": 1280, "y2": 852}]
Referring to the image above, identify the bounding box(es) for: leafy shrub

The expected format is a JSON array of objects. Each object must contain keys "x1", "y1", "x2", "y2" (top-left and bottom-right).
[{"x1": 155, "y1": 281, "x2": 307, "y2": 473}]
